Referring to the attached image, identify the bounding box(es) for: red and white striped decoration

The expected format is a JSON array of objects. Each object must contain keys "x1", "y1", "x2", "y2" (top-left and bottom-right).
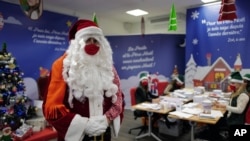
[{"x1": 218, "y1": 0, "x2": 237, "y2": 21}]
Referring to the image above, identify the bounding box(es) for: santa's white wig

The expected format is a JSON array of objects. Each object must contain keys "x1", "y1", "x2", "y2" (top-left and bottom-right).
[{"x1": 62, "y1": 20, "x2": 117, "y2": 108}]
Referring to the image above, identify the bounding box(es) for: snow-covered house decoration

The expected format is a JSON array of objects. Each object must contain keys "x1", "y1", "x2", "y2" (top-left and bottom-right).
[
  {"x1": 186, "y1": 52, "x2": 244, "y2": 92},
  {"x1": 193, "y1": 57, "x2": 232, "y2": 91}
]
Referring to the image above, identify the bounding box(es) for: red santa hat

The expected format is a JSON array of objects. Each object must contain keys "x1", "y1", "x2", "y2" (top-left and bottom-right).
[{"x1": 68, "y1": 19, "x2": 103, "y2": 40}]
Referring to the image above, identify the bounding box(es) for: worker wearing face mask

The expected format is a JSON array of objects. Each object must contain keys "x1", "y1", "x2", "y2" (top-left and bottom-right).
[
  {"x1": 201, "y1": 71, "x2": 249, "y2": 141},
  {"x1": 225, "y1": 71, "x2": 249, "y2": 125},
  {"x1": 133, "y1": 73, "x2": 161, "y2": 129},
  {"x1": 135, "y1": 73, "x2": 160, "y2": 105}
]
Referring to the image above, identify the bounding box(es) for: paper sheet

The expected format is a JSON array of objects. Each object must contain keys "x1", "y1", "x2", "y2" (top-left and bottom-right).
[
  {"x1": 182, "y1": 107, "x2": 203, "y2": 115},
  {"x1": 169, "y1": 111, "x2": 194, "y2": 118},
  {"x1": 137, "y1": 103, "x2": 161, "y2": 110}
]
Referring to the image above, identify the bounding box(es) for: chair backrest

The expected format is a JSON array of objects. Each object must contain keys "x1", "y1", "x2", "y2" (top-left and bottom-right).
[
  {"x1": 130, "y1": 87, "x2": 137, "y2": 106},
  {"x1": 158, "y1": 81, "x2": 168, "y2": 95},
  {"x1": 130, "y1": 87, "x2": 145, "y2": 120},
  {"x1": 130, "y1": 87, "x2": 149, "y2": 124}
]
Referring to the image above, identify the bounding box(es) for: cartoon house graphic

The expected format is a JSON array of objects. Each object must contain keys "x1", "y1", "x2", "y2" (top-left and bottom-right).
[{"x1": 193, "y1": 57, "x2": 233, "y2": 91}]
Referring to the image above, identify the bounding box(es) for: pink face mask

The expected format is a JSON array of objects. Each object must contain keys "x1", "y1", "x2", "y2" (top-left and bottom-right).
[
  {"x1": 229, "y1": 84, "x2": 236, "y2": 92},
  {"x1": 84, "y1": 44, "x2": 100, "y2": 55},
  {"x1": 141, "y1": 81, "x2": 148, "y2": 86}
]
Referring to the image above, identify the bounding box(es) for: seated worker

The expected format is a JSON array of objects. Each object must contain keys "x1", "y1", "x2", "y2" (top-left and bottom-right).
[
  {"x1": 135, "y1": 73, "x2": 160, "y2": 108},
  {"x1": 134, "y1": 73, "x2": 161, "y2": 127},
  {"x1": 222, "y1": 72, "x2": 249, "y2": 126},
  {"x1": 163, "y1": 74, "x2": 185, "y2": 95},
  {"x1": 198, "y1": 71, "x2": 249, "y2": 141},
  {"x1": 243, "y1": 73, "x2": 250, "y2": 125}
]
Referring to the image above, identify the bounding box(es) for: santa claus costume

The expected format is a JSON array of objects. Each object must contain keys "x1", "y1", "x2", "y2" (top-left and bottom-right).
[{"x1": 43, "y1": 19, "x2": 124, "y2": 141}]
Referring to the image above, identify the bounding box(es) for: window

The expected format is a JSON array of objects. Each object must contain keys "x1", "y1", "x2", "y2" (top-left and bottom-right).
[{"x1": 215, "y1": 72, "x2": 225, "y2": 82}]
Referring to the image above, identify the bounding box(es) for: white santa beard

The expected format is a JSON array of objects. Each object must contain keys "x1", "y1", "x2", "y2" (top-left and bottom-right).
[{"x1": 63, "y1": 38, "x2": 115, "y2": 103}]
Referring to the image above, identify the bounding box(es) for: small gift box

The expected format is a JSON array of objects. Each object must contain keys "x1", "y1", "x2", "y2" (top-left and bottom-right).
[{"x1": 12, "y1": 124, "x2": 33, "y2": 141}]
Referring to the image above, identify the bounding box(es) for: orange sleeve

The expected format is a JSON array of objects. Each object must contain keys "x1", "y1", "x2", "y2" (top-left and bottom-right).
[{"x1": 44, "y1": 54, "x2": 69, "y2": 119}]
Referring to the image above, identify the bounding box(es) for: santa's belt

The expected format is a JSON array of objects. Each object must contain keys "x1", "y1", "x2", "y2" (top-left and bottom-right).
[
  {"x1": 87, "y1": 133, "x2": 104, "y2": 141},
  {"x1": 93, "y1": 134, "x2": 104, "y2": 141},
  {"x1": 88, "y1": 126, "x2": 110, "y2": 141}
]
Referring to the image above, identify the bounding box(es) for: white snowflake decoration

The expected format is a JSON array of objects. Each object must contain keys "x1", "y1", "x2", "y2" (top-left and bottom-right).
[
  {"x1": 192, "y1": 38, "x2": 198, "y2": 45},
  {"x1": 191, "y1": 10, "x2": 199, "y2": 20}
]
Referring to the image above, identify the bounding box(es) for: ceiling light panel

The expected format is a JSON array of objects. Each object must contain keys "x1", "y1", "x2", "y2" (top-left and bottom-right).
[{"x1": 126, "y1": 9, "x2": 148, "y2": 16}]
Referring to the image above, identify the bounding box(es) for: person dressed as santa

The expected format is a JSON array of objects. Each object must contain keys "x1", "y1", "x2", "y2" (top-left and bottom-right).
[{"x1": 43, "y1": 19, "x2": 124, "y2": 141}]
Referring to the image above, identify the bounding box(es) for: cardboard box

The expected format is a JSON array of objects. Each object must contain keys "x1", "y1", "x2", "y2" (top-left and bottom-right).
[{"x1": 26, "y1": 117, "x2": 47, "y2": 131}]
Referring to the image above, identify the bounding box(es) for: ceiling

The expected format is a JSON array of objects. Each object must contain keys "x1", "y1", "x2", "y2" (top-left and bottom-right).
[
  {"x1": 45, "y1": 0, "x2": 205, "y2": 23},
  {"x1": 4, "y1": 0, "x2": 220, "y2": 23}
]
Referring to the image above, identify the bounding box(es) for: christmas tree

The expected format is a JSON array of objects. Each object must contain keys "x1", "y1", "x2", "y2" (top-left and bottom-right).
[
  {"x1": 168, "y1": 3, "x2": 177, "y2": 31},
  {"x1": 0, "y1": 42, "x2": 36, "y2": 133}
]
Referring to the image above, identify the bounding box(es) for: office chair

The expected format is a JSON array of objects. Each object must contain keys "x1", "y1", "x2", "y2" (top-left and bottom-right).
[{"x1": 128, "y1": 87, "x2": 148, "y2": 136}]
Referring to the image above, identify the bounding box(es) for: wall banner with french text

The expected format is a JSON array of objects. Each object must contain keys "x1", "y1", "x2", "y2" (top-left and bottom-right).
[{"x1": 185, "y1": 1, "x2": 250, "y2": 88}]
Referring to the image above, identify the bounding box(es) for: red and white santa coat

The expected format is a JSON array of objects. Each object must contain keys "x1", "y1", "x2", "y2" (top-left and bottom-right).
[{"x1": 43, "y1": 54, "x2": 124, "y2": 141}]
